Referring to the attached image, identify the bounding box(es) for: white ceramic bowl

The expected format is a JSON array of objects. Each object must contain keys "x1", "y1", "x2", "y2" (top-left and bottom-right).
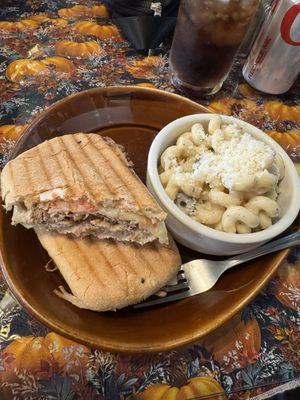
[{"x1": 147, "y1": 114, "x2": 300, "y2": 255}]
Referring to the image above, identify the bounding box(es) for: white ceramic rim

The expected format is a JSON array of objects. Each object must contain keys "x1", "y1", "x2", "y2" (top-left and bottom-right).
[{"x1": 148, "y1": 113, "x2": 300, "y2": 244}]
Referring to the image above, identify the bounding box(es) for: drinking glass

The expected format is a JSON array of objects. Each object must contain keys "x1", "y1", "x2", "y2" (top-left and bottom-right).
[{"x1": 169, "y1": 0, "x2": 260, "y2": 96}]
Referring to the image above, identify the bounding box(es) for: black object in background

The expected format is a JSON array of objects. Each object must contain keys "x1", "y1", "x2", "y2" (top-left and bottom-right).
[
  {"x1": 114, "y1": 15, "x2": 176, "y2": 52},
  {"x1": 270, "y1": 386, "x2": 300, "y2": 400},
  {"x1": 103, "y1": 0, "x2": 179, "y2": 17},
  {"x1": 102, "y1": 0, "x2": 179, "y2": 52}
]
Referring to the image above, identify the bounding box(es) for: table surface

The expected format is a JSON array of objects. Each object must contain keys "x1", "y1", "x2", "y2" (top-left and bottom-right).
[{"x1": 0, "y1": 1, "x2": 299, "y2": 399}]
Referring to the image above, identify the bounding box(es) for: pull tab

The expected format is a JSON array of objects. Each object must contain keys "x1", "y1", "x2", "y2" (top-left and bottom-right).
[{"x1": 150, "y1": 2, "x2": 162, "y2": 17}]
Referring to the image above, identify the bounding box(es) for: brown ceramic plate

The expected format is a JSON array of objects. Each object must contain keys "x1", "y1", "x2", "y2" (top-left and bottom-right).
[{"x1": 0, "y1": 86, "x2": 287, "y2": 353}]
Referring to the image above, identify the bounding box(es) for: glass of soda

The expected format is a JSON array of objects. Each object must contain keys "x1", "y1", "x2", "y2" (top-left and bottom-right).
[{"x1": 169, "y1": 0, "x2": 260, "y2": 96}]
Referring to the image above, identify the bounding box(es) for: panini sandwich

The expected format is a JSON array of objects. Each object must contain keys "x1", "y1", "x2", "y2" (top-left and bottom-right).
[
  {"x1": 36, "y1": 229, "x2": 181, "y2": 311},
  {"x1": 1, "y1": 133, "x2": 168, "y2": 245}
]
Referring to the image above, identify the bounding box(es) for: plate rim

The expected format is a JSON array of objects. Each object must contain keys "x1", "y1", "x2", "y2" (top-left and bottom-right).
[
  {"x1": 10, "y1": 85, "x2": 211, "y2": 160},
  {"x1": 0, "y1": 85, "x2": 287, "y2": 353}
]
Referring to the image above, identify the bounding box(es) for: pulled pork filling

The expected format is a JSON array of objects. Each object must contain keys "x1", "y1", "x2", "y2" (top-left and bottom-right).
[
  {"x1": 42, "y1": 214, "x2": 155, "y2": 244},
  {"x1": 12, "y1": 202, "x2": 165, "y2": 244}
]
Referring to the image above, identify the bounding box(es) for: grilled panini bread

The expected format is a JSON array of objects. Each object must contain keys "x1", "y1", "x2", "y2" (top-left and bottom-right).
[
  {"x1": 36, "y1": 229, "x2": 181, "y2": 311},
  {"x1": 1, "y1": 133, "x2": 168, "y2": 245}
]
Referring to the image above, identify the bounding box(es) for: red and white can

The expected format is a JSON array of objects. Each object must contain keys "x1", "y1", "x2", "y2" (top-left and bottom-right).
[{"x1": 243, "y1": 0, "x2": 300, "y2": 94}]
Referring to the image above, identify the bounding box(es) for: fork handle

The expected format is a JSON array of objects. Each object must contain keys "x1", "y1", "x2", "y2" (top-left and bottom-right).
[{"x1": 226, "y1": 231, "x2": 300, "y2": 269}]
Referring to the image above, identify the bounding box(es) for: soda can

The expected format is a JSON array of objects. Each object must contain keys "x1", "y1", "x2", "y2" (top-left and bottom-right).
[{"x1": 243, "y1": 0, "x2": 300, "y2": 94}]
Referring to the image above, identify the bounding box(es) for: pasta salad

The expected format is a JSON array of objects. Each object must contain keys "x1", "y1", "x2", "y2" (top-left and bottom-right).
[{"x1": 159, "y1": 116, "x2": 284, "y2": 234}]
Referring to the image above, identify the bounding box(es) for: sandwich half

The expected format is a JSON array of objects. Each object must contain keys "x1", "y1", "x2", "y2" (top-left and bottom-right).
[
  {"x1": 36, "y1": 229, "x2": 181, "y2": 311},
  {"x1": 1, "y1": 133, "x2": 168, "y2": 245}
]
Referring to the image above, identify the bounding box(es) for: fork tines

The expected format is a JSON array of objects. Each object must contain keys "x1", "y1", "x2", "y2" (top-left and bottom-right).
[{"x1": 133, "y1": 269, "x2": 190, "y2": 309}]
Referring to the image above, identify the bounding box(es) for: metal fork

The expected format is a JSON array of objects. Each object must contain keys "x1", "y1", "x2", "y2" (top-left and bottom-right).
[{"x1": 134, "y1": 231, "x2": 300, "y2": 309}]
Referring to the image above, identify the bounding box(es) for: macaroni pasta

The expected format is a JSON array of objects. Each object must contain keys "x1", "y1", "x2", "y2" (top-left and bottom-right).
[{"x1": 159, "y1": 117, "x2": 283, "y2": 233}]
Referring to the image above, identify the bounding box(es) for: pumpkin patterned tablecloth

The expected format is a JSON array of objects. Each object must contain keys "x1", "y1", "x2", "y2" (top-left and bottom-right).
[{"x1": 0, "y1": 1, "x2": 299, "y2": 399}]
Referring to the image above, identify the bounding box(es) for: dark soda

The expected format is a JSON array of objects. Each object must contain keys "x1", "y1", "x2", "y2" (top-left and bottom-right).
[{"x1": 170, "y1": 0, "x2": 259, "y2": 96}]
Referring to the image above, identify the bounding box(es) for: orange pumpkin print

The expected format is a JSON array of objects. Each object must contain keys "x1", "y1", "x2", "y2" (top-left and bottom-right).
[
  {"x1": 27, "y1": 14, "x2": 53, "y2": 24},
  {"x1": 0, "y1": 17, "x2": 68, "y2": 33},
  {"x1": 208, "y1": 98, "x2": 235, "y2": 115},
  {"x1": 0, "y1": 125, "x2": 27, "y2": 143},
  {"x1": 55, "y1": 40, "x2": 103, "y2": 59},
  {"x1": 41, "y1": 56, "x2": 74, "y2": 74},
  {"x1": 6, "y1": 59, "x2": 48, "y2": 82},
  {"x1": 0, "y1": 16, "x2": 67, "y2": 33},
  {"x1": 16, "y1": 18, "x2": 40, "y2": 30},
  {"x1": 238, "y1": 83, "x2": 263, "y2": 99},
  {"x1": 6, "y1": 57, "x2": 74, "y2": 83},
  {"x1": 209, "y1": 98, "x2": 260, "y2": 117},
  {"x1": 126, "y1": 56, "x2": 165, "y2": 79},
  {"x1": 91, "y1": 5, "x2": 109, "y2": 17},
  {"x1": 29, "y1": 15, "x2": 68, "y2": 26},
  {"x1": 58, "y1": 4, "x2": 108, "y2": 19},
  {"x1": 264, "y1": 100, "x2": 300, "y2": 124},
  {"x1": 1, "y1": 332, "x2": 90, "y2": 381},
  {"x1": 0, "y1": 19, "x2": 39, "y2": 33},
  {"x1": 203, "y1": 314, "x2": 261, "y2": 373},
  {"x1": 209, "y1": 98, "x2": 267, "y2": 127},
  {"x1": 135, "y1": 82, "x2": 156, "y2": 88},
  {"x1": 73, "y1": 21, "x2": 119, "y2": 39},
  {"x1": 266, "y1": 130, "x2": 299, "y2": 157},
  {"x1": 139, "y1": 377, "x2": 224, "y2": 400}
]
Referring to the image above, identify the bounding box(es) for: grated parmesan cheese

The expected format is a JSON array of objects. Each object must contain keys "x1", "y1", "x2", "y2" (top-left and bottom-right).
[{"x1": 192, "y1": 130, "x2": 275, "y2": 190}]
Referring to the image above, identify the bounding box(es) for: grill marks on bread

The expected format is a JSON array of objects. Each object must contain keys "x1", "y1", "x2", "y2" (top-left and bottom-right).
[
  {"x1": 1, "y1": 133, "x2": 168, "y2": 244},
  {"x1": 36, "y1": 230, "x2": 181, "y2": 311}
]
